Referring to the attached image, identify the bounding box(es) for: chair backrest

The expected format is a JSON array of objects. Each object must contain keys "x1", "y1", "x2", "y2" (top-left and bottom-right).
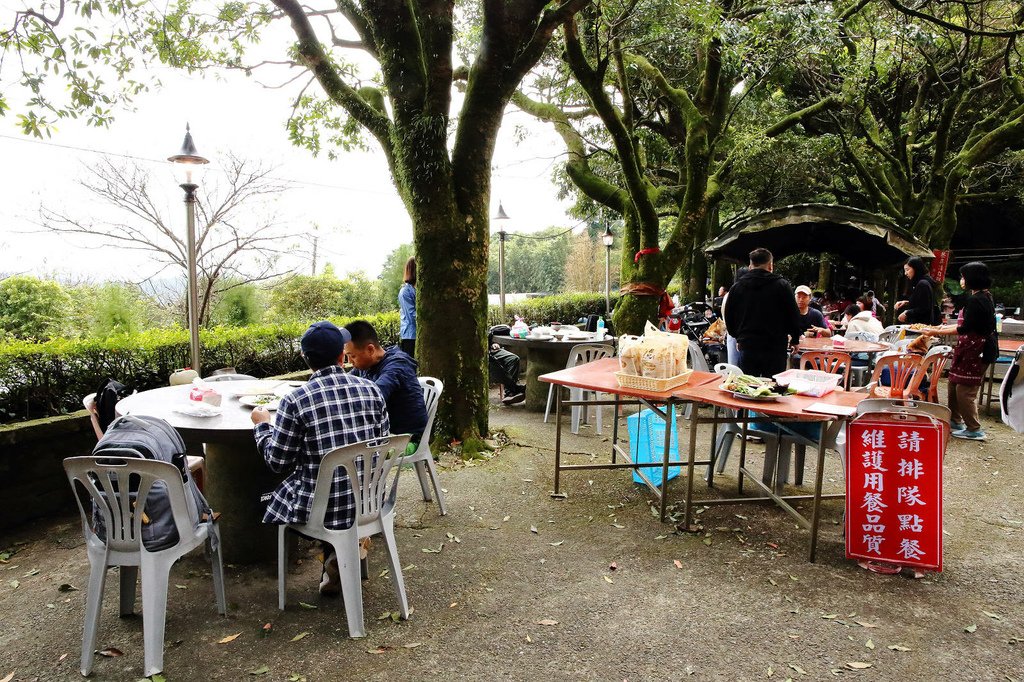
[
  {"x1": 909, "y1": 346, "x2": 952, "y2": 402},
  {"x1": 714, "y1": 362, "x2": 742, "y2": 376},
  {"x1": 204, "y1": 373, "x2": 257, "y2": 382},
  {"x1": 567, "y1": 343, "x2": 614, "y2": 369},
  {"x1": 878, "y1": 325, "x2": 903, "y2": 347},
  {"x1": 800, "y1": 351, "x2": 852, "y2": 388},
  {"x1": 855, "y1": 398, "x2": 952, "y2": 441},
  {"x1": 417, "y1": 377, "x2": 443, "y2": 444},
  {"x1": 63, "y1": 455, "x2": 196, "y2": 554},
  {"x1": 687, "y1": 341, "x2": 710, "y2": 372},
  {"x1": 308, "y1": 436, "x2": 412, "y2": 529},
  {"x1": 869, "y1": 353, "x2": 922, "y2": 398}
]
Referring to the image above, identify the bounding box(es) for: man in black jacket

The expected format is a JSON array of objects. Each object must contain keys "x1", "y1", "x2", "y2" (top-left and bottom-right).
[{"x1": 724, "y1": 248, "x2": 802, "y2": 377}]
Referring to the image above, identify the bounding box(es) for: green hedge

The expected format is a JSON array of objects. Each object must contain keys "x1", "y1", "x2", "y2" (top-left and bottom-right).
[
  {"x1": 488, "y1": 293, "x2": 617, "y2": 327},
  {"x1": 0, "y1": 312, "x2": 399, "y2": 424}
]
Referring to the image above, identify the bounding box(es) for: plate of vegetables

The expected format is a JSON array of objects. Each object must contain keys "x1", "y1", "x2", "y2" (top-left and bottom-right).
[
  {"x1": 719, "y1": 374, "x2": 792, "y2": 401},
  {"x1": 238, "y1": 394, "x2": 281, "y2": 410}
]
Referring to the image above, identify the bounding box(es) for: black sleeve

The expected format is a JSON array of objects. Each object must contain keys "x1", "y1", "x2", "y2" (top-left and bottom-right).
[
  {"x1": 958, "y1": 295, "x2": 994, "y2": 336},
  {"x1": 780, "y1": 281, "x2": 802, "y2": 344},
  {"x1": 905, "y1": 280, "x2": 933, "y2": 323}
]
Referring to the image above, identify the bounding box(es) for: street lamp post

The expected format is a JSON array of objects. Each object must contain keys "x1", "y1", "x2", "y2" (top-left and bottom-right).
[
  {"x1": 494, "y1": 202, "x2": 510, "y2": 320},
  {"x1": 602, "y1": 223, "x2": 614, "y2": 315},
  {"x1": 168, "y1": 124, "x2": 209, "y2": 375}
]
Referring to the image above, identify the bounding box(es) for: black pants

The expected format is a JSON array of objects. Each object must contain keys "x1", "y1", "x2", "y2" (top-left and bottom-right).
[
  {"x1": 400, "y1": 339, "x2": 415, "y2": 356},
  {"x1": 488, "y1": 348, "x2": 521, "y2": 392},
  {"x1": 738, "y1": 346, "x2": 789, "y2": 378}
]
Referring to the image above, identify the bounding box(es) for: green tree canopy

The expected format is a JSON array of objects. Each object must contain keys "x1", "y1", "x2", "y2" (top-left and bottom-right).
[{"x1": 0, "y1": 275, "x2": 71, "y2": 340}]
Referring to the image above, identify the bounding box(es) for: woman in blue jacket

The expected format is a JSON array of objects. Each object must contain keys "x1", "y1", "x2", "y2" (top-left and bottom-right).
[{"x1": 399, "y1": 257, "x2": 417, "y2": 356}]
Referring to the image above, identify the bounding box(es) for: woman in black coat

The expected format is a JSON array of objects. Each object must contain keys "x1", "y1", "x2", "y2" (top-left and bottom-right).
[{"x1": 895, "y1": 256, "x2": 939, "y2": 324}]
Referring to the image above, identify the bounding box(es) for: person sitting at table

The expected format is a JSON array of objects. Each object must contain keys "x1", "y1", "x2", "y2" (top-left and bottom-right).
[
  {"x1": 251, "y1": 321, "x2": 390, "y2": 596},
  {"x1": 344, "y1": 320, "x2": 428, "y2": 445},
  {"x1": 795, "y1": 285, "x2": 833, "y2": 338},
  {"x1": 842, "y1": 303, "x2": 885, "y2": 336}
]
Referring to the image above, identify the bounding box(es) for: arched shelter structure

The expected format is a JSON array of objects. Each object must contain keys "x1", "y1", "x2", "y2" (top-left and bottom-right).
[{"x1": 704, "y1": 204, "x2": 932, "y2": 265}]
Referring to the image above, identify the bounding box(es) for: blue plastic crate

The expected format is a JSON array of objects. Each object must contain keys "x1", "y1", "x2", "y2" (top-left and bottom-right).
[{"x1": 626, "y1": 407, "x2": 681, "y2": 486}]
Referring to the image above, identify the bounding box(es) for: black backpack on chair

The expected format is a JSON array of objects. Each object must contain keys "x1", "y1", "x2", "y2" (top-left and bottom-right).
[
  {"x1": 93, "y1": 378, "x2": 133, "y2": 432},
  {"x1": 91, "y1": 415, "x2": 212, "y2": 551}
]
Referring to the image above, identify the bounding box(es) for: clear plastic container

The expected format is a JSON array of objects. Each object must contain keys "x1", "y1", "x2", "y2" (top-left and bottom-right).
[{"x1": 773, "y1": 369, "x2": 841, "y2": 397}]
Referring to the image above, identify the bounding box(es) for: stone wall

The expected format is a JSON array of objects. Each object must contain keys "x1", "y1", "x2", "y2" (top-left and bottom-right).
[{"x1": 0, "y1": 411, "x2": 96, "y2": 533}]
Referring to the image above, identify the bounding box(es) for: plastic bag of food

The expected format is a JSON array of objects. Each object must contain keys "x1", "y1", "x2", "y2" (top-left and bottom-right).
[{"x1": 618, "y1": 335, "x2": 643, "y2": 375}]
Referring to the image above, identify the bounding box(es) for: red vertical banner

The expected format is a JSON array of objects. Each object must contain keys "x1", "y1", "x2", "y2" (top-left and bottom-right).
[
  {"x1": 846, "y1": 413, "x2": 944, "y2": 571},
  {"x1": 929, "y1": 249, "x2": 951, "y2": 282}
]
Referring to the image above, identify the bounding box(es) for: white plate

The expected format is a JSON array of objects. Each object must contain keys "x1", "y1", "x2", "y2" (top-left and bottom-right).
[
  {"x1": 273, "y1": 381, "x2": 305, "y2": 398},
  {"x1": 220, "y1": 380, "x2": 280, "y2": 396},
  {"x1": 237, "y1": 395, "x2": 281, "y2": 410},
  {"x1": 530, "y1": 334, "x2": 553, "y2": 341}
]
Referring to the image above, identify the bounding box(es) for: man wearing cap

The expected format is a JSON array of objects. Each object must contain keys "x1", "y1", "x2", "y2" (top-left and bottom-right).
[
  {"x1": 724, "y1": 248, "x2": 802, "y2": 377},
  {"x1": 795, "y1": 285, "x2": 832, "y2": 338},
  {"x1": 251, "y1": 321, "x2": 389, "y2": 595}
]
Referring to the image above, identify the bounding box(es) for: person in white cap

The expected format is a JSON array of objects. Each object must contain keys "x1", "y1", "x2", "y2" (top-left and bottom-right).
[{"x1": 795, "y1": 285, "x2": 832, "y2": 338}]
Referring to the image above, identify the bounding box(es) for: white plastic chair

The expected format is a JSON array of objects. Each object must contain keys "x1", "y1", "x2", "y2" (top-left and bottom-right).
[
  {"x1": 543, "y1": 343, "x2": 615, "y2": 434},
  {"x1": 277, "y1": 435, "x2": 412, "y2": 638},
  {"x1": 204, "y1": 373, "x2": 257, "y2": 382},
  {"x1": 83, "y1": 392, "x2": 104, "y2": 440},
  {"x1": 63, "y1": 455, "x2": 226, "y2": 678},
  {"x1": 709, "y1": 363, "x2": 782, "y2": 485},
  {"x1": 405, "y1": 377, "x2": 447, "y2": 515}
]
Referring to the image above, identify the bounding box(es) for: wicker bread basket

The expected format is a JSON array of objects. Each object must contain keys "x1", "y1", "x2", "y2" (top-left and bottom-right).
[{"x1": 614, "y1": 368, "x2": 693, "y2": 391}]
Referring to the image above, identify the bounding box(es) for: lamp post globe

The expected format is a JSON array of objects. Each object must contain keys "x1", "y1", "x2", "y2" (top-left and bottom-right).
[{"x1": 168, "y1": 124, "x2": 209, "y2": 375}]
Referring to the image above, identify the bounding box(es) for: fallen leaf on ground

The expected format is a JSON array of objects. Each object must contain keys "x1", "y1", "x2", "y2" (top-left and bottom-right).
[
  {"x1": 769, "y1": 578, "x2": 778, "y2": 586},
  {"x1": 421, "y1": 544, "x2": 443, "y2": 553},
  {"x1": 403, "y1": 642, "x2": 422, "y2": 649},
  {"x1": 175, "y1": 584, "x2": 187, "y2": 590},
  {"x1": 887, "y1": 644, "x2": 911, "y2": 652},
  {"x1": 865, "y1": 640, "x2": 875, "y2": 650},
  {"x1": 58, "y1": 653, "x2": 68, "y2": 662},
  {"x1": 673, "y1": 560, "x2": 683, "y2": 569},
  {"x1": 1, "y1": 673, "x2": 13, "y2": 682},
  {"x1": 249, "y1": 665, "x2": 270, "y2": 676},
  {"x1": 789, "y1": 663, "x2": 807, "y2": 674},
  {"x1": 449, "y1": 602, "x2": 458, "y2": 608},
  {"x1": 536, "y1": 619, "x2": 558, "y2": 626},
  {"x1": 366, "y1": 646, "x2": 392, "y2": 655},
  {"x1": 58, "y1": 583, "x2": 78, "y2": 593},
  {"x1": 603, "y1": 575, "x2": 613, "y2": 584},
  {"x1": 503, "y1": 515, "x2": 510, "y2": 522},
  {"x1": 23, "y1": 568, "x2": 39, "y2": 577},
  {"x1": 853, "y1": 620, "x2": 878, "y2": 628},
  {"x1": 982, "y1": 611, "x2": 1002, "y2": 620},
  {"x1": 964, "y1": 624, "x2": 977, "y2": 633},
  {"x1": 611, "y1": 523, "x2": 625, "y2": 529},
  {"x1": 822, "y1": 614, "x2": 838, "y2": 620},
  {"x1": 218, "y1": 633, "x2": 242, "y2": 644},
  {"x1": 288, "y1": 675, "x2": 307, "y2": 682},
  {"x1": 530, "y1": 526, "x2": 538, "y2": 534},
  {"x1": 378, "y1": 611, "x2": 394, "y2": 621},
  {"x1": 96, "y1": 647, "x2": 123, "y2": 657},
  {"x1": 298, "y1": 602, "x2": 318, "y2": 610},
  {"x1": 8, "y1": 580, "x2": 19, "y2": 589},
  {"x1": 526, "y1": 634, "x2": 532, "y2": 643},
  {"x1": 290, "y1": 632, "x2": 311, "y2": 642},
  {"x1": 548, "y1": 541, "x2": 564, "y2": 547},
  {"x1": 846, "y1": 662, "x2": 872, "y2": 670}
]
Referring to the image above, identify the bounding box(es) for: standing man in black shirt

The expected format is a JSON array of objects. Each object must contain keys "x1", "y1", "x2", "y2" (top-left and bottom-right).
[{"x1": 724, "y1": 248, "x2": 802, "y2": 377}]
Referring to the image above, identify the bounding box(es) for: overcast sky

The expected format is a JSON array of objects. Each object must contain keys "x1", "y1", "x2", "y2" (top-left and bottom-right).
[{"x1": 0, "y1": 59, "x2": 576, "y2": 283}]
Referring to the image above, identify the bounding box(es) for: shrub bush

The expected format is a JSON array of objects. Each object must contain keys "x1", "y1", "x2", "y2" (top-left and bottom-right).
[
  {"x1": 0, "y1": 312, "x2": 399, "y2": 423},
  {"x1": 488, "y1": 293, "x2": 618, "y2": 328}
]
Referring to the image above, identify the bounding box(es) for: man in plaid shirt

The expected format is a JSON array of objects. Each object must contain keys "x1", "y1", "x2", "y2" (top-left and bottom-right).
[{"x1": 251, "y1": 321, "x2": 389, "y2": 594}]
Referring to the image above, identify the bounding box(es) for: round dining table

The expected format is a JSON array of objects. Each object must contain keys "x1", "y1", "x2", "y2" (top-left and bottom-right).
[
  {"x1": 116, "y1": 380, "x2": 300, "y2": 563},
  {"x1": 494, "y1": 333, "x2": 615, "y2": 411},
  {"x1": 797, "y1": 336, "x2": 890, "y2": 354}
]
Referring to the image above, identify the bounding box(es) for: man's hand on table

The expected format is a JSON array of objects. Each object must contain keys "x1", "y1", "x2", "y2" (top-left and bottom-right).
[{"x1": 251, "y1": 406, "x2": 272, "y2": 425}]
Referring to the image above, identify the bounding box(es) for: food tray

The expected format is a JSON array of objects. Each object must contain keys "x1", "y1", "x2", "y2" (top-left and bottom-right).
[
  {"x1": 730, "y1": 391, "x2": 779, "y2": 402},
  {"x1": 615, "y1": 369, "x2": 693, "y2": 392}
]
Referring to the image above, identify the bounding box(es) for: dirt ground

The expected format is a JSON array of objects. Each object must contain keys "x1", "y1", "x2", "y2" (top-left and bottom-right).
[{"x1": 1, "y1": 390, "x2": 1022, "y2": 681}]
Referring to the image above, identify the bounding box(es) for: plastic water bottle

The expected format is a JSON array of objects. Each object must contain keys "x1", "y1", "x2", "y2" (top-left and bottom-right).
[
  {"x1": 996, "y1": 313, "x2": 1003, "y2": 333},
  {"x1": 596, "y1": 317, "x2": 606, "y2": 337}
]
